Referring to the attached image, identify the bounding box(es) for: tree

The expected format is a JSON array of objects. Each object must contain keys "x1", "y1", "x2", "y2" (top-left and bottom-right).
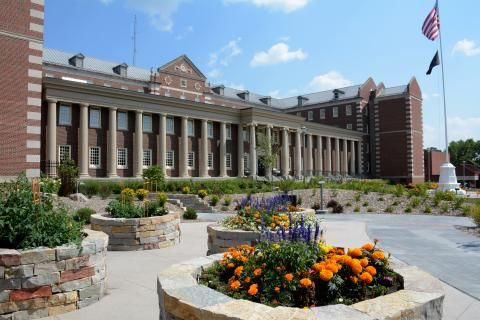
[
  {"x1": 256, "y1": 132, "x2": 281, "y2": 180},
  {"x1": 448, "y1": 139, "x2": 480, "y2": 167}
]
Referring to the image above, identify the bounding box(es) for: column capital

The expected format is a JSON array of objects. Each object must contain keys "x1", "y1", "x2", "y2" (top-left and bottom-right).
[
  {"x1": 47, "y1": 98, "x2": 57, "y2": 104},
  {"x1": 109, "y1": 106, "x2": 118, "y2": 111},
  {"x1": 281, "y1": 127, "x2": 289, "y2": 132},
  {"x1": 78, "y1": 102, "x2": 89, "y2": 107},
  {"x1": 135, "y1": 110, "x2": 143, "y2": 114}
]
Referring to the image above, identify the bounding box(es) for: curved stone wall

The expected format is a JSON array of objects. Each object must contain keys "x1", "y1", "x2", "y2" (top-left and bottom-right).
[
  {"x1": 0, "y1": 229, "x2": 108, "y2": 319},
  {"x1": 157, "y1": 255, "x2": 445, "y2": 320},
  {"x1": 91, "y1": 212, "x2": 181, "y2": 251}
]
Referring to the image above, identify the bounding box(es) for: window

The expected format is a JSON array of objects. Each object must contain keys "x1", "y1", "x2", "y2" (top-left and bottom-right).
[
  {"x1": 346, "y1": 124, "x2": 353, "y2": 130},
  {"x1": 289, "y1": 156, "x2": 292, "y2": 170},
  {"x1": 89, "y1": 108, "x2": 101, "y2": 128},
  {"x1": 166, "y1": 150, "x2": 174, "y2": 168},
  {"x1": 320, "y1": 109, "x2": 326, "y2": 119},
  {"x1": 188, "y1": 119, "x2": 195, "y2": 136},
  {"x1": 307, "y1": 111, "x2": 313, "y2": 121},
  {"x1": 143, "y1": 114, "x2": 152, "y2": 132},
  {"x1": 346, "y1": 105, "x2": 352, "y2": 116},
  {"x1": 180, "y1": 79, "x2": 187, "y2": 88},
  {"x1": 58, "y1": 105, "x2": 71, "y2": 125},
  {"x1": 243, "y1": 128, "x2": 250, "y2": 142},
  {"x1": 226, "y1": 124, "x2": 232, "y2": 140},
  {"x1": 208, "y1": 153, "x2": 213, "y2": 169},
  {"x1": 332, "y1": 107, "x2": 338, "y2": 118},
  {"x1": 117, "y1": 148, "x2": 127, "y2": 169},
  {"x1": 118, "y1": 111, "x2": 128, "y2": 130},
  {"x1": 244, "y1": 153, "x2": 249, "y2": 169},
  {"x1": 207, "y1": 121, "x2": 214, "y2": 138},
  {"x1": 89, "y1": 146, "x2": 101, "y2": 168},
  {"x1": 272, "y1": 131, "x2": 279, "y2": 144},
  {"x1": 365, "y1": 143, "x2": 370, "y2": 153},
  {"x1": 166, "y1": 117, "x2": 174, "y2": 134},
  {"x1": 58, "y1": 145, "x2": 71, "y2": 163},
  {"x1": 226, "y1": 153, "x2": 232, "y2": 169},
  {"x1": 187, "y1": 151, "x2": 195, "y2": 168},
  {"x1": 143, "y1": 149, "x2": 152, "y2": 168}
]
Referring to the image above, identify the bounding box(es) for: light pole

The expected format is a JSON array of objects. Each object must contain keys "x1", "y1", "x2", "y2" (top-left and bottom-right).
[
  {"x1": 463, "y1": 160, "x2": 466, "y2": 188},
  {"x1": 317, "y1": 180, "x2": 327, "y2": 214}
]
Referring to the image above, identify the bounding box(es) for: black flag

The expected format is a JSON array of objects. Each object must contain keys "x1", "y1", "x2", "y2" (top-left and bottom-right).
[{"x1": 426, "y1": 51, "x2": 440, "y2": 75}]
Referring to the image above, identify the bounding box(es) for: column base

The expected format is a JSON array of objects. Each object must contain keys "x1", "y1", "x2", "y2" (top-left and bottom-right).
[
  {"x1": 79, "y1": 173, "x2": 90, "y2": 179},
  {"x1": 107, "y1": 173, "x2": 118, "y2": 178}
]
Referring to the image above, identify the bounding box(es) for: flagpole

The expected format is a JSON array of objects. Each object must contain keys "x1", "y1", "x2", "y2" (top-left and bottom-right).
[{"x1": 436, "y1": 0, "x2": 449, "y2": 163}]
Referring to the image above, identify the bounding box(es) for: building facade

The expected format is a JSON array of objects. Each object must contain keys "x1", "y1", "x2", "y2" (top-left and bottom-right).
[{"x1": 0, "y1": 1, "x2": 424, "y2": 183}]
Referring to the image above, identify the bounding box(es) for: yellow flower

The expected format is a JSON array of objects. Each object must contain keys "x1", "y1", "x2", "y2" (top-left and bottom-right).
[{"x1": 273, "y1": 244, "x2": 280, "y2": 250}]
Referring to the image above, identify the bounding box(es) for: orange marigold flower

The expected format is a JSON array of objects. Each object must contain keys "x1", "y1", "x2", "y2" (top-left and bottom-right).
[
  {"x1": 349, "y1": 248, "x2": 363, "y2": 258},
  {"x1": 274, "y1": 286, "x2": 280, "y2": 293},
  {"x1": 362, "y1": 243, "x2": 374, "y2": 251},
  {"x1": 372, "y1": 251, "x2": 385, "y2": 260},
  {"x1": 312, "y1": 262, "x2": 325, "y2": 272},
  {"x1": 365, "y1": 266, "x2": 377, "y2": 276},
  {"x1": 319, "y1": 269, "x2": 333, "y2": 282},
  {"x1": 350, "y1": 260, "x2": 362, "y2": 275},
  {"x1": 284, "y1": 273, "x2": 294, "y2": 281},
  {"x1": 360, "y1": 272, "x2": 373, "y2": 284},
  {"x1": 350, "y1": 276, "x2": 358, "y2": 284},
  {"x1": 234, "y1": 266, "x2": 243, "y2": 276},
  {"x1": 326, "y1": 263, "x2": 339, "y2": 274},
  {"x1": 272, "y1": 299, "x2": 279, "y2": 305},
  {"x1": 360, "y1": 258, "x2": 369, "y2": 267},
  {"x1": 229, "y1": 280, "x2": 241, "y2": 290},
  {"x1": 254, "y1": 268, "x2": 262, "y2": 276},
  {"x1": 299, "y1": 278, "x2": 313, "y2": 287},
  {"x1": 227, "y1": 263, "x2": 235, "y2": 268},
  {"x1": 245, "y1": 276, "x2": 251, "y2": 283},
  {"x1": 248, "y1": 284, "x2": 258, "y2": 295},
  {"x1": 343, "y1": 255, "x2": 353, "y2": 265}
]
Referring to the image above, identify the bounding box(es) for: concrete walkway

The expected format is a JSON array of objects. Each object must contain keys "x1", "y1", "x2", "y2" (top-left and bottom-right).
[{"x1": 46, "y1": 215, "x2": 479, "y2": 320}]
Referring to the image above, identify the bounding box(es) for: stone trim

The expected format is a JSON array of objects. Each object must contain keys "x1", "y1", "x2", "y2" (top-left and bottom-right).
[
  {"x1": 0, "y1": 229, "x2": 107, "y2": 319},
  {"x1": 157, "y1": 255, "x2": 444, "y2": 320}
]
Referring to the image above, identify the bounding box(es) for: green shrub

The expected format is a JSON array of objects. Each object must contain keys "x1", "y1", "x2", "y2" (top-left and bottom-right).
[
  {"x1": 404, "y1": 207, "x2": 412, "y2": 213},
  {"x1": 156, "y1": 192, "x2": 168, "y2": 207},
  {"x1": 98, "y1": 184, "x2": 112, "y2": 199},
  {"x1": 142, "y1": 165, "x2": 165, "y2": 190},
  {"x1": 223, "y1": 196, "x2": 232, "y2": 206},
  {"x1": 182, "y1": 186, "x2": 191, "y2": 194},
  {"x1": 393, "y1": 184, "x2": 405, "y2": 197},
  {"x1": 40, "y1": 177, "x2": 61, "y2": 195},
  {"x1": 354, "y1": 193, "x2": 362, "y2": 202},
  {"x1": 326, "y1": 199, "x2": 338, "y2": 208},
  {"x1": 144, "y1": 200, "x2": 168, "y2": 217},
  {"x1": 332, "y1": 204, "x2": 343, "y2": 213},
  {"x1": 210, "y1": 195, "x2": 220, "y2": 206},
  {"x1": 198, "y1": 189, "x2": 208, "y2": 199},
  {"x1": 453, "y1": 196, "x2": 465, "y2": 210},
  {"x1": 345, "y1": 202, "x2": 352, "y2": 207},
  {"x1": 120, "y1": 188, "x2": 136, "y2": 203},
  {"x1": 353, "y1": 206, "x2": 360, "y2": 213},
  {"x1": 330, "y1": 189, "x2": 338, "y2": 198},
  {"x1": 57, "y1": 159, "x2": 79, "y2": 196},
  {"x1": 0, "y1": 175, "x2": 83, "y2": 249},
  {"x1": 378, "y1": 197, "x2": 385, "y2": 201},
  {"x1": 385, "y1": 206, "x2": 394, "y2": 213},
  {"x1": 469, "y1": 205, "x2": 480, "y2": 226},
  {"x1": 74, "y1": 208, "x2": 95, "y2": 224},
  {"x1": 409, "y1": 197, "x2": 421, "y2": 208},
  {"x1": 440, "y1": 202, "x2": 450, "y2": 213},
  {"x1": 83, "y1": 182, "x2": 99, "y2": 198},
  {"x1": 434, "y1": 190, "x2": 455, "y2": 202},
  {"x1": 367, "y1": 207, "x2": 374, "y2": 212},
  {"x1": 183, "y1": 208, "x2": 197, "y2": 220},
  {"x1": 461, "y1": 205, "x2": 472, "y2": 216},
  {"x1": 136, "y1": 188, "x2": 149, "y2": 201},
  {"x1": 221, "y1": 206, "x2": 229, "y2": 212},
  {"x1": 391, "y1": 200, "x2": 399, "y2": 206},
  {"x1": 424, "y1": 206, "x2": 432, "y2": 214},
  {"x1": 106, "y1": 200, "x2": 144, "y2": 218},
  {"x1": 278, "y1": 179, "x2": 296, "y2": 193},
  {"x1": 362, "y1": 201, "x2": 369, "y2": 207},
  {"x1": 296, "y1": 196, "x2": 303, "y2": 206}
]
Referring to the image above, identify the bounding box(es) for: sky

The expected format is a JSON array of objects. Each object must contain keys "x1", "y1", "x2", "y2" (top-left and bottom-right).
[{"x1": 44, "y1": 0, "x2": 480, "y2": 149}]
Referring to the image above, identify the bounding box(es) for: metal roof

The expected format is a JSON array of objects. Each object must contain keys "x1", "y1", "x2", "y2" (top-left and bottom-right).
[{"x1": 378, "y1": 85, "x2": 408, "y2": 97}]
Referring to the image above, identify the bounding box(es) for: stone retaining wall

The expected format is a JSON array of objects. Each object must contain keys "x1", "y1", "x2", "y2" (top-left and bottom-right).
[
  {"x1": 0, "y1": 229, "x2": 108, "y2": 319},
  {"x1": 91, "y1": 212, "x2": 181, "y2": 251},
  {"x1": 157, "y1": 255, "x2": 445, "y2": 320}
]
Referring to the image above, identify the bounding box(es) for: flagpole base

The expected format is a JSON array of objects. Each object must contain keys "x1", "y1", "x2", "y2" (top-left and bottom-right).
[{"x1": 437, "y1": 162, "x2": 466, "y2": 195}]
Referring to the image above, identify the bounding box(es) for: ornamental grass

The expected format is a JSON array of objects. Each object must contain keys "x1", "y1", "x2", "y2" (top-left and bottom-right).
[{"x1": 200, "y1": 239, "x2": 403, "y2": 308}]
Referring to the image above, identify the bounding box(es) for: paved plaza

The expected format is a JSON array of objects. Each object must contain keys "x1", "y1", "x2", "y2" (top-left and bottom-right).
[{"x1": 45, "y1": 215, "x2": 480, "y2": 320}]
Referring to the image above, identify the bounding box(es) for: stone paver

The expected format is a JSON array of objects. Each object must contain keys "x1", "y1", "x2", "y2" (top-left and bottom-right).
[{"x1": 45, "y1": 214, "x2": 479, "y2": 320}]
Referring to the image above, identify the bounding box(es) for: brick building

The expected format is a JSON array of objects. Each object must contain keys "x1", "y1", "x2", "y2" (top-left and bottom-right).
[{"x1": 0, "y1": 1, "x2": 424, "y2": 183}]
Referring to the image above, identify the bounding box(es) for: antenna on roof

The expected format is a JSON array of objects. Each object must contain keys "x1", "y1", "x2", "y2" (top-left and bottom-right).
[{"x1": 132, "y1": 15, "x2": 137, "y2": 66}]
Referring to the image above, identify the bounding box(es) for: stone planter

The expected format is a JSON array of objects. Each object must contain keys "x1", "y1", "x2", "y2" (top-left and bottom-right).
[
  {"x1": 207, "y1": 208, "x2": 318, "y2": 255},
  {"x1": 157, "y1": 255, "x2": 445, "y2": 320},
  {"x1": 91, "y1": 212, "x2": 181, "y2": 251},
  {"x1": 0, "y1": 229, "x2": 108, "y2": 319}
]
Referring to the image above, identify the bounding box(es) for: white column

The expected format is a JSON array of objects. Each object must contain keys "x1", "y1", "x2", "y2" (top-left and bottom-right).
[
  {"x1": 159, "y1": 114, "x2": 167, "y2": 172},
  {"x1": 237, "y1": 125, "x2": 244, "y2": 177},
  {"x1": 343, "y1": 139, "x2": 348, "y2": 175},
  {"x1": 350, "y1": 140, "x2": 356, "y2": 175},
  {"x1": 265, "y1": 125, "x2": 272, "y2": 178},
  {"x1": 249, "y1": 124, "x2": 257, "y2": 177},
  {"x1": 79, "y1": 103, "x2": 89, "y2": 178},
  {"x1": 326, "y1": 137, "x2": 332, "y2": 175},
  {"x1": 134, "y1": 110, "x2": 143, "y2": 178},
  {"x1": 46, "y1": 99, "x2": 57, "y2": 173},
  {"x1": 295, "y1": 129, "x2": 302, "y2": 178},
  {"x1": 357, "y1": 141, "x2": 363, "y2": 175},
  {"x1": 179, "y1": 116, "x2": 189, "y2": 178},
  {"x1": 219, "y1": 121, "x2": 227, "y2": 177},
  {"x1": 281, "y1": 128, "x2": 289, "y2": 177},
  {"x1": 316, "y1": 135, "x2": 323, "y2": 176},
  {"x1": 107, "y1": 107, "x2": 118, "y2": 177},
  {"x1": 335, "y1": 138, "x2": 340, "y2": 175},
  {"x1": 200, "y1": 119, "x2": 209, "y2": 177},
  {"x1": 306, "y1": 134, "x2": 313, "y2": 177}
]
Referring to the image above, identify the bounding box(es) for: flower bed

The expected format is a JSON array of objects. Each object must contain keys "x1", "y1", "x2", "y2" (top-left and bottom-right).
[
  {"x1": 0, "y1": 229, "x2": 108, "y2": 319},
  {"x1": 91, "y1": 212, "x2": 181, "y2": 251},
  {"x1": 157, "y1": 246, "x2": 444, "y2": 320}
]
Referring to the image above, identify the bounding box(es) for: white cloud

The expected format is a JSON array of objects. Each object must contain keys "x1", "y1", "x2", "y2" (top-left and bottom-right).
[
  {"x1": 423, "y1": 92, "x2": 440, "y2": 100},
  {"x1": 452, "y1": 39, "x2": 480, "y2": 57},
  {"x1": 224, "y1": 0, "x2": 309, "y2": 13},
  {"x1": 425, "y1": 117, "x2": 480, "y2": 148},
  {"x1": 308, "y1": 71, "x2": 352, "y2": 91},
  {"x1": 268, "y1": 88, "x2": 299, "y2": 98},
  {"x1": 225, "y1": 83, "x2": 245, "y2": 90},
  {"x1": 208, "y1": 69, "x2": 222, "y2": 78},
  {"x1": 207, "y1": 38, "x2": 242, "y2": 79},
  {"x1": 99, "y1": 0, "x2": 187, "y2": 32},
  {"x1": 250, "y1": 42, "x2": 307, "y2": 67},
  {"x1": 175, "y1": 25, "x2": 194, "y2": 40}
]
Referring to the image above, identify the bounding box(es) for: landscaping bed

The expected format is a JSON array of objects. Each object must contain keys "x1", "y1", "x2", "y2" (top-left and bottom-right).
[{"x1": 0, "y1": 229, "x2": 108, "y2": 319}]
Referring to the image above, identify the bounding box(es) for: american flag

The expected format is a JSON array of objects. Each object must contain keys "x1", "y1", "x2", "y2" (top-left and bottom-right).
[{"x1": 422, "y1": 1, "x2": 440, "y2": 41}]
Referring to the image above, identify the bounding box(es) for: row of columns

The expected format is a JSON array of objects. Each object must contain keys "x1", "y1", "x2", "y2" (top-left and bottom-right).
[{"x1": 46, "y1": 100, "x2": 361, "y2": 179}]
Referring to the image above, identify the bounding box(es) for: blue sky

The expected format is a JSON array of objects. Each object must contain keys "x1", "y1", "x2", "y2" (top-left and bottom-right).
[{"x1": 44, "y1": 0, "x2": 480, "y2": 149}]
